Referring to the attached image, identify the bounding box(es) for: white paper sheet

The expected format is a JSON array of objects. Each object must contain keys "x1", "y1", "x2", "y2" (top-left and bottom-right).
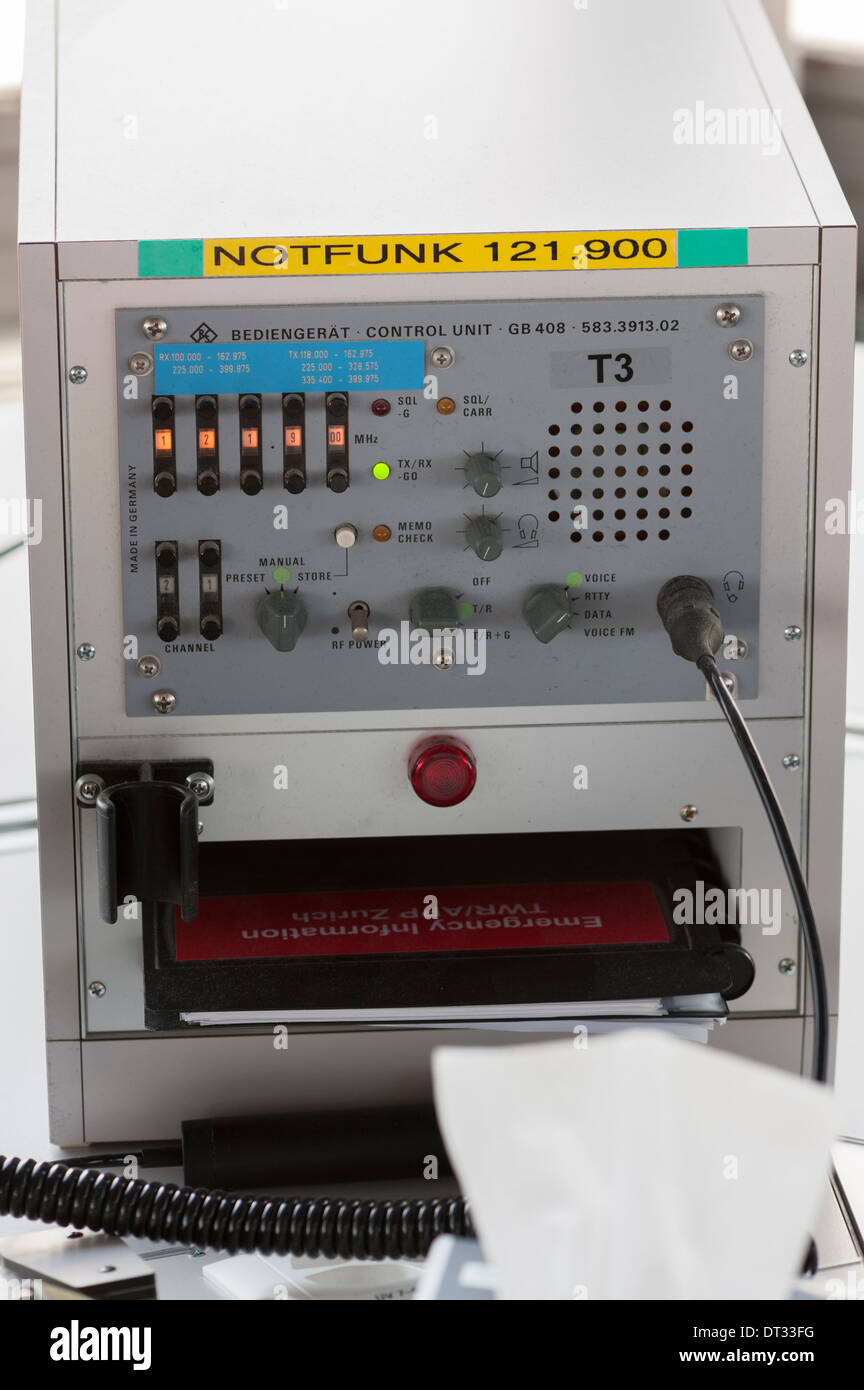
[{"x1": 432, "y1": 1031, "x2": 836, "y2": 1300}]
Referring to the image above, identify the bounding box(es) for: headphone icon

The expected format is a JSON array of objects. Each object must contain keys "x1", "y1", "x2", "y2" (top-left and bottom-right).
[{"x1": 723, "y1": 570, "x2": 745, "y2": 603}]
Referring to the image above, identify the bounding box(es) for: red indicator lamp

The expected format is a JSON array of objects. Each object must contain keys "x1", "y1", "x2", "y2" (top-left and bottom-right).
[{"x1": 409, "y1": 737, "x2": 476, "y2": 807}]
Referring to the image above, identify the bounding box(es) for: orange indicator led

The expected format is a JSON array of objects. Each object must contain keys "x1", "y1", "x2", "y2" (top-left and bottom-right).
[{"x1": 154, "y1": 428, "x2": 173, "y2": 454}]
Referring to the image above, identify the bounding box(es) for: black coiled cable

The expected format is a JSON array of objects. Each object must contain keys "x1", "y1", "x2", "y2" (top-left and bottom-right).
[{"x1": 0, "y1": 1155, "x2": 472, "y2": 1260}]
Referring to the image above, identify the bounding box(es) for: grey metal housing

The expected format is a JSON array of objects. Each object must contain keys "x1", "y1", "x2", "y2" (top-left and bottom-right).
[{"x1": 18, "y1": 0, "x2": 855, "y2": 1141}]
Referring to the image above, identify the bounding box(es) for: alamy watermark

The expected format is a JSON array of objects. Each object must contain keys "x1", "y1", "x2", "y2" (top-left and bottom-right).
[
  {"x1": 672, "y1": 880, "x2": 782, "y2": 936},
  {"x1": 50, "y1": 1321, "x2": 151, "y2": 1370},
  {"x1": 673, "y1": 102, "x2": 782, "y2": 157},
  {"x1": 825, "y1": 492, "x2": 864, "y2": 534},
  {"x1": 0, "y1": 497, "x2": 42, "y2": 546},
  {"x1": 376, "y1": 622, "x2": 487, "y2": 676}
]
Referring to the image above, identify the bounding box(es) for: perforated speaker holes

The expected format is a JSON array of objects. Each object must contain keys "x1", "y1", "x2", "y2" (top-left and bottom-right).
[{"x1": 548, "y1": 399, "x2": 694, "y2": 542}]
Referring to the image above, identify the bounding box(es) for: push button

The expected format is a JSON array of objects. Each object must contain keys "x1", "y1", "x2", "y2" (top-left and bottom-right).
[{"x1": 409, "y1": 737, "x2": 476, "y2": 807}]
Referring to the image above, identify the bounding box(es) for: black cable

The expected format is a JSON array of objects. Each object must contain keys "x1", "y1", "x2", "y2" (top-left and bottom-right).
[
  {"x1": 0, "y1": 1155, "x2": 472, "y2": 1261},
  {"x1": 657, "y1": 576, "x2": 831, "y2": 1277},
  {"x1": 656, "y1": 576, "x2": 829, "y2": 1084},
  {"x1": 698, "y1": 654, "x2": 828, "y2": 1083}
]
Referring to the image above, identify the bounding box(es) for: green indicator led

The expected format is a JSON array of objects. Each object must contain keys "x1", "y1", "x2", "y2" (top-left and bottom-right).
[
  {"x1": 458, "y1": 601, "x2": 474, "y2": 622},
  {"x1": 272, "y1": 567, "x2": 291, "y2": 585},
  {"x1": 372, "y1": 462, "x2": 391, "y2": 480},
  {"x1": 565, "y1": 571, "x2": 584, "y2": 589}
]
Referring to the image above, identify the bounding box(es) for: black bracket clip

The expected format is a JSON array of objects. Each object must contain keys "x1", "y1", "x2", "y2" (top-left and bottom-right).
[{"x1": 76, "y1": 760, "x2": 214, "y2": 924}]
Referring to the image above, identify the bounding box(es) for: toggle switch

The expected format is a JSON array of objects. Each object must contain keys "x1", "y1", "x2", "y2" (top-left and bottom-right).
[
  {"x1": 466, "y1": 452, "x2": 501, "y2": 498},
  {"x1": 348, "y1": 601, "x2": 370, "y2": 640},
  {"x1": 257, "y1": 589, "x2": 307, "y2": 652},
  {"x1": 524, "y1": 585, "x2": 573, "y2": 643},
  {"x1": 465, "y1": 515, "x2": 503, "y2": 561}
]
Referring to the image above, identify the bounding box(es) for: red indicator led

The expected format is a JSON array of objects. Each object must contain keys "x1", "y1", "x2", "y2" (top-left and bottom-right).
[{"x1": 409, "y1": 737, "x2": 477, "y2": 807}]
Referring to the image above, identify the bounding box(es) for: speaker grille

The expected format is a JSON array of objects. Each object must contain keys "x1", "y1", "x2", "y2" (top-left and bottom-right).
[{"x1": 546, "y1": 397, "x2": 694, "y2": 543}]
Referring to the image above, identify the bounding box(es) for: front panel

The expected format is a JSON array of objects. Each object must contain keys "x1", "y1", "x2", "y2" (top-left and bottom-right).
[
  {"x1": 24, "y1": 258, "x2": 830, "y2": 1139},
  {"x1": 114, "y1": 296, "x2": 764, "y2": 717}
]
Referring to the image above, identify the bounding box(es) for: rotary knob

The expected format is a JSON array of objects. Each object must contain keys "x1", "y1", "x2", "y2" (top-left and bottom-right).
[
  {"x1": 465, "y1": 515, "x2": 503, "y2": 561},
  {"x1": 410, "y1": 588, "x2": 461, "y2": 632},
  {"x1": 466, "y1": 452, "x2": 502, "y2": 498},
  {"x1": 257, "y1": 590, "x2": 307, "y2": 652},
  {"x1": 524, "y1": 585, "x2": 572, "y2": 644}
]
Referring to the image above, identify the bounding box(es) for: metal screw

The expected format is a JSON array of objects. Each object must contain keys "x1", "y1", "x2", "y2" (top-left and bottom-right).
[
  {"x1": 185, "y1": 771, "x2": 215, "y2": 801},
  {"x1": 141, "y1": 317, "x2": 167, "y2": 340},
  {"x1": 714, "y1": 304, "x2": 741, "y2": 327},
  {"x1": 680, "y1": 804, "x2": 698, "y2": 822},
  {"x1": 197, "y1": 821, "x2": 204, "y2": 837},
  {"x1": 76, "y1": 642, "x2": 96, "y2": 661},
  {"x1": 97, "y1": 1265, "x2": 117, "y2": 1274},
  {"x1": 432, "y1": 647, "x2": 456, "y2": 670},
  {"x1": 778, "y1": 957, "x2": 796, "y2": 976},
  {"x1": 782, "y1": 754, "x2": 801, "y2": 770},
  {"x1": 68, "y1": 365, "x2": 88, "y2": 385},
  {"x1": 784, "y1": 625, "x2": 802, "y2": 641},
  {"x1": 75, "y1": 774, "x2": 105, "y2": 806},
  {"x1": 430, "y1": 346, "x2": 455, "y2": 369},
  {"x1": 728, "y1": 339, "x2": 754, "y2": 362},
  {"x1": 136, "y1": 655, "x2": 161, "y2": 678},
  {"x1": 722, "y1": 635, "x2": 748, "y2": 661},
  {"x1": 152, "y1": 690, "x2": 176, "y2": 714},
  {"x1": 789, "y1": 349, "x2": 808, "y2": 368},
  {"x1": 128, "y1": 351, "x2": 154, "y2": 376},
  {"x1": 88, "y1": 981, "x2": 107, "y2": 998}
]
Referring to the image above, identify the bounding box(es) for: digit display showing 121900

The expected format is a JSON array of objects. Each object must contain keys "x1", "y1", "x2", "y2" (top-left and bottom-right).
[{"x1": 115, "y1": 296, "x2": 764, "y2": 718}]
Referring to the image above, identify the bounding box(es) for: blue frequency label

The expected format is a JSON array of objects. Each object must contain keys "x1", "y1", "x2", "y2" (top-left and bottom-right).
[{"x1": 153, "y1": 340, "x2": 426, "y2": 394}]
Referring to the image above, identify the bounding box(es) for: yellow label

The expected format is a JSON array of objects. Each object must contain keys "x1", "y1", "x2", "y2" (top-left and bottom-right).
[{"x1": 203, "y1": 232, "x2": 677, "y2": 277}]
